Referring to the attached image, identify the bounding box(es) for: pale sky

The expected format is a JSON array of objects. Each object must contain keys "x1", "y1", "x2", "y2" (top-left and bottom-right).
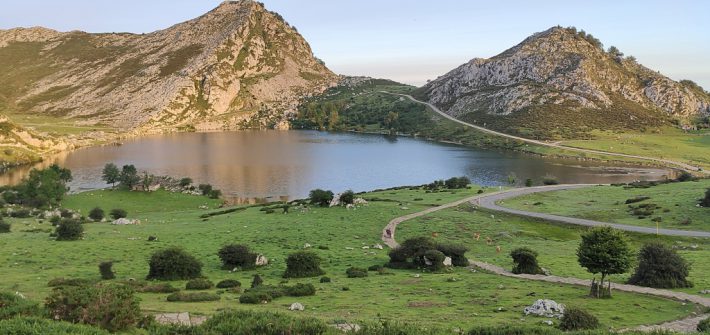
[{"x1": 1, "y1": 0, "x2": 708, "y2": 88}]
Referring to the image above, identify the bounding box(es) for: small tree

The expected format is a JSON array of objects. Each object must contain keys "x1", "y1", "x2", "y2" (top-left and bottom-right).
[
  {"x1": 510, "y1": 247, "x2": 544, "y2": 275},
  {"x1": 198, "y1": 184, "x2": 213, "y2": 196},
  {"x1": 283, "y1": 251, "x2": 324, "y2": 278},
  {"x1": 179, "y1": 177, "x2": 193, "y2": 188},
  {"x1": 218, "y1": 244, "x2": 257, "y2": 270},
  {"x1": 701, "y1": 188, "x2": 710, "y2": 207},
  {"x1": 141, "y1": 172, "x2": 153, "y2": 191},
  {"x1": 110, "y1": 209, "x2": 127, "y2": 220},
  {"x1": 88, "y1": 207, "x2": 104, "y2": 222},
  {"x1": 102, "y1": 163, "x2": 120, "y2": 188},
  {"x1": 340, "y1": 190, "x2": 355, "y2": 205},
  {"x1": 628, "y1": 242, "x2": 693, "y2": 288},
  {"x1": 577, "y1": 227, "x2": 633, "y2": 298},
  {"x1": 525, "y1": 178, "x2": 534, "y2": 187},
  {"x1": 251, "y1": 274, "x2": 264, "y2": 288},
  {"x1": 309, "y1": 189, "x2": 334, "y2": 207},
  {"x1": 55, "y1": 219, "x2": 83, "y2": 241},
  {"x1": 698, "y1": 318, "x2": 710, "y2": 332},
  {"x1": 118, "y1": 165, "x2": 140, "y2": 190},
  {"x1": 147, "y1": 247, "x2": 202, "y2": 280},
  {"x1": 99, "y1": 261, "x2": 115, "y2": 280}
]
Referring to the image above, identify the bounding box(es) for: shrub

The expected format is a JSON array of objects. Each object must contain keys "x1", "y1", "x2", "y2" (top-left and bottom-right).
[
  {"x1": 166, "y1": 292, "x2": 219, "y2": 302},
  {"x1": 283, "y1": 251, "x2": 325, "y2": 278},
  {"x1": 542, "y1": 175, "x2": 559, "y2": 185},
  {"x1": 136, "y1": 283, "x2": 179, "y2": 293},
  {"x1": 525, "y1": 178, "x2": 534, "y2": 187},
  {"x1": 218, "y1": 244, "x2": 257, "y2": 270},
  {"x1": 198, "y1": 184, "x2": 213, "y2": 196},
  {"x1": 420, "y1": 250, "x2": 446, "y2": 271},
  {"x1": 468, "y1": 325, "x2": 563, "y2": 335},
  {"x1": 444, "y1": 176, "x2": 470, "y2": 189},
  {"x1": 319, "y1": 276, "x2": 331, "y2": 283},
  {"x1": 309, "y1": 189, "x2": 334, "y2": 207},
  {"x1": 698, "y1": 317, "x2": 710, "y2": 332},
  {"x1": 346, "y1": 267, "x2": 368, "y2": 278},
  {"x1": 702, "y1": 188, "x2": 710, "y2": 207},
  {"x1": 510, "y1": 247, "x2": 544, "y2": 275},
  {"x1": 109, "y1": 208, "x2": 127, "y2": 220},
  {"x1": 0, "y1": 317, "x2": 110, "y2": 335},
  {"x1": 558, "y1": 307, "x2": 600, "y2": 331},
  {"x1": 179, "y1": 177, "x2": 193, "y2": 188},
  {"x1": 436, "y1": 243, "x2": 469, "y2": 267},
  {"x1": 216, "y1": 279, "x2": 241, "y2": 289},
  {"x1": 195, "y1": 310, "x2": 329, "y2": 334},
  {"x1": 49, "y1": 215, "x2": 62, "y2": 226},
  {"x1": 285, "y1": 283, "x2": 316, "y2": 296},
  {"x1": 251, "y1": 274, "x2": 264, "y2": 288},
  {"x1": 387, "y1": 247, "x2": 409, "y2": 263},
  {"x1": 0, "y1": 292, "x2": 42, "y2": 320},
  {"x1": 401, "y1": 236, "x2": 437, "y2": 258},
  {"x1": 628, "y1": 242, "x2": 693, "y2": 288},
  {"x1": 98, "y1": 261, "x2": 115, "y2": 280},
  {"x1": 340, "y1": 190, "x2": 355, "y2": 205},
  {"x1": 10, "y1": 208, "x2": 31, "y2": 218},
  {"x1": 675, "y1": 171, "x2": 695, "y2": 182},
  {"x1": 55, "y1": 219, "x2": 83, "y2": 241},
  {"x1": 185, "y1": 278, "x2": 214, "y2": 290},
  {"x1": 0, "y1": 220, "x2": 10, "y2": 234},
  {"x1": 45, "y1": 283, "x2": 141, "y2": 332},
  {"x1": 48, "y1": 277, "x2": 96, "y2": 287},
  {"x1": 625, "y1": 196, "x2": 651, "y2": 204},
  {"x1": 88, "y1": 207, "x2": 104, "y2": 222},
  {"x1": 147, "y1": 247, "x2": 202, "y2": 280},
  {"x1": 208, "y1": 189, "x2": 222, "y2": 199},
  {"x1": 239, "y1": 291, "x2": 273, "y2": 304}
]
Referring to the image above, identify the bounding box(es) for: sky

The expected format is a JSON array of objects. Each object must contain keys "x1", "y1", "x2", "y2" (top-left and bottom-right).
[{"x1": 1, "y1": 0, "x2": 709, "y2": 88}]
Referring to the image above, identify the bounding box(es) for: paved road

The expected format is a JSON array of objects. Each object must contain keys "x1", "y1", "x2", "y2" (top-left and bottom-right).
[
  {"x1": 474, "y1": 184, "x2": 710, "y2": 238},
  {"x1": 382, "y1": 92, "x2": 707, "y2": 174}
]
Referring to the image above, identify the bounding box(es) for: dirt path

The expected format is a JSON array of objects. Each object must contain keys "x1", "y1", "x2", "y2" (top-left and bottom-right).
[
  {"x1": 382, "y1": 187, "x2": 710, "y2": 332},
  {"x1": 382, "y1": 92, "x2": 707, "y2": 174}
]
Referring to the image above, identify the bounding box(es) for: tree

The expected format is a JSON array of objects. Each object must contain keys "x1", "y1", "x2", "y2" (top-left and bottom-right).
[
  {"x1": 250, "y1": 274, "x2": 264, "y2": 288},
  {"x1": 340, "y1": 190, "x2": 355, "y2": 205},
  {"x1": 198, "y1": 184, "x2": 213, "y2": 196},
  {"x1": 218, "y1": 244, "x2": 257, "y2": 270},
  {"x1": 118, "y1": 165, "x2": 139, "y2": 190},
  {"x1": 102, "y1": 163, "x2": 120, "y2": 187},
  {"x1": 701, "y1": 188, "x2": 710, "y2": 207},
  {"x1": 283, "y1": 251, "x2": 324, "y2": 278},
  {"x1": 88, "y1": 207, "x2": 104, "y2": 222},
  {"x1": 510, "y1": 247, "x2": 544, "y2": 275},
  {"x1": 141, "y1": 172, "x2": 153, "y2": 191},
  {"x1": 99, "y1": 261, "x2": 115, "y2": 280},
  {"x1": 607, "y1": 46, "x2": 624, "y2": 60},
  {"x1": 55, "y1": 219, "x2": 84, "y2": 241},
  {"x1": 577, "y1": 227, "x2": 633, "y2": 298},
  {"x1": 309, "y1": 189, "x2": 334, "y2": 207},
  {"x1": 16, "y1": 165, "x2": 71, "y2": 208},
  {"x1": 627, "y1": 242, "x2": 692, "y2": 288}
]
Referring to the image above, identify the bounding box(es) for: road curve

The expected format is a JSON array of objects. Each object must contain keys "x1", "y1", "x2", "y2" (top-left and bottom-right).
[
  {"x1": 474, "y1": 184, "x2": 710, "y2": 238},
  {"x1": 382, "y1": 92, "x2": 706, "y2": 174}
]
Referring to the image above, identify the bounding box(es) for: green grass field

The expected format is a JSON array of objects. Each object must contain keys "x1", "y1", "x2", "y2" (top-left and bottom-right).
[
  {"x1": 1, "y1": 186, "x2": 704, "y2": 331},
  {"x1": 502, "y1": 179, "x2": 710, "y2": 231}
]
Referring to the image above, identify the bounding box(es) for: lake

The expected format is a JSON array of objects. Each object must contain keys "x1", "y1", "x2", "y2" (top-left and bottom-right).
[{"x1": 0, "y1": 130, "x2": 669, "y2": 203}]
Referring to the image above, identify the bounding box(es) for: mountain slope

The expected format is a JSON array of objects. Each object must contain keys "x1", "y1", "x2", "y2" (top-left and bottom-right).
[
  {"x1": 0, "y1": 0, "x2": 337, "y2": 134},
  {"x1": 415, "y1": 26, "x2": 710, "y2": 140}
]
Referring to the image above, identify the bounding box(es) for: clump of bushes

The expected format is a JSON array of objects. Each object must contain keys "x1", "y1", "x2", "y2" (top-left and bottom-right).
[
  {"x1": 319, "y1": 276, "x2": 331, "y2": 283},
  {"x1": 166, "y1": 292, "x2": 220, "y2": 302},
  {"x1": 0, "y1": 218, "x2": 10, "y2": 234},
  {"x1": 239, "y1": 291, "x2": 272, "y2": 304},
  {"x1": 542, "y1": 175, "x2": 559, "y2": 185},
  {"x1": 45, "y1": 283, "x2": 141, "y2": 332},
  {"x1": 146, "y1": 247, "x2": 202, "y2": 280},
  {"x1": 9, "y1": 208, "x2": 31, "y2": 218},
  {"x1": 88, "y1": 207, "x2": 104, "y2": 222},
  {"x1": 309, "y1": 189, "x2": 334, "y2": 207},
  {"x1": 283, "y1": 251, "x2": 325, "y2": 278},
  {"x1": 251, "y1": 274, "x2": 264, "y2": 288},
  {"x1": 386, "y1": 237, "x2": 467, "y2": 271},
  {"x1": 558, "y1": 307, "x2": 600, "y2": 331},
  {"x1": 198, "y1": 184, "x2": 213, "y2": 196},
  {"x1": 285, "y1": 283, "x2": 316, "y2": 297},
  {"x1": 216, "y1": 279, "x2": 241, "y2": 289},
  {"x1": 444, "y1": 176, "x2": 470, "y2": 189},
  {"x1": 0, "y1": 317, "x2": 110, "y2": 335},
  {"x1": 627, "y1": 242, "x2": 693, "y2": 288},
  {"x1": 135, "y1": 283, "x2": 179, "y2": 293},
  {"x1": 698, "y1": 317, "x2": 710, "y2": 332},
  {"x1": 98, "y1": 261, "x2": 115, "y2": 280},
  {"x1": 510, "y1": 247, "x2": 544, "y2": 275},
  {"x1": 0, "y1": 291, "x2": 42, "y2": 320},
  {"x1": 625, "y1": 196, "x2": 651, "y2": 204},
  {"x1": 208, "y1": 189, "x2": 222, "y2": 199},
  {"x1": 340, "y1": 190, "x2": 355, "y2": 205},
  {"x1": 109, "y1": 208, "x2": 127, "y2": 220},
  {"x1": 218, "y1": 244, "x2": 257, "y2": 270},
  {"x1": 436, "y1": 243, "x2": 469, "y2": 266},
  {"x1": 185, "y1": 278, "x2": 214, "y2": 290},
  {"x1": 239, "y1": 283, "x2": 316, "y2": 304},
  {"x1": 346, "y1": 267, "x2": 368, "y2": 278},
  {"x1": 48, "y1": 277, "x2": 97, "y2": 287},
  {"x1": 195, "y1": 310, "x2": 329, "y2": 334},
  {"x1": 701, "y1": 188, "x2": 710, "y2": 207},
  {"x1": 55, "y1": 219, "x2": 83, "y2": 241}
]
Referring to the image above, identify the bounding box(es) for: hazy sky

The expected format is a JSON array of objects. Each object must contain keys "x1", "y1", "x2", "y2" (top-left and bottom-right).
[{"x1": 1, "y1": 0, "x2": 708, "y2": 88}]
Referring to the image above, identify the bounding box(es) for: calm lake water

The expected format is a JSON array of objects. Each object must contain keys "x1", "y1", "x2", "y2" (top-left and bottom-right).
[{"x1": 1, "y1": 131, "x2": 669, "y2": 203}]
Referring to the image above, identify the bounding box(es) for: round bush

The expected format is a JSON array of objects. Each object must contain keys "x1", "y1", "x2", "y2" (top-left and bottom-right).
[
  {"x1": 185, "y1": 278, "x2": 214, "y2": 290},
  {"x1": 88, "y1": 207, "x2": 104, "y2": 222},
  {"x1": 251, "y1": 274, "x2": 264, "y2": 288},
  {"x1": 286, "y1": 283, "x2": 316, "y2": 297},
  {"x1": 510, "y1": 247, "x2": 544, "y2": 275},
  {"x1": 109, "y1": 209, "x2": 127, "y2": 220},
  {"x1": 55, "y1": 219, "x2": 83, "y2": 241},
  {"x1": 283, "y1": 251, "x2": 325, "y2": 278},
  {"x1": 216, "y1": 279, "x2": 241, "y2": 289},
  {"x1": 98, "y1": 261, "x2": 115, "y2": 280},
  {"x1": 420, "y1": 249, "x2": 446, "y2": 271},
  {"x1": 146, "y1": 247, "x2": 202, "y2": 280},
  {"x1": 698, "y1": 317, "x2": 710, "y2": 332},
  {"x1": 558, "y1": 307, "x2": 600, "y2": 331},
  {"x1": 319, "y1": 276, "x2": 331, "y2": 283},
  {"x1": 436, "y1": 243, "x2": 469, "y2": 267},
  {"x1": 401, "y1": 236, "x2": 437, "y2": 257},
  {"x1": 309, "y1": 189, "x2": 334, "y2": 207},
  {"x1": 218, "y1": 244, "x2": 257, "y2": 270},
  {"x1": 239, "y1": 291, "x2": 272, "y2": 304},
  {"x1": 628, "y1": 242, "x2": 693, "y2": 288},
  {"x1": 166, "y1": 292, "x2": 220, "y2": 302},
  {"x1": 346, "y1": 267, "x2": 368, "y2": 278},
  {"x1": 387, "y1": 247, "x2": 408, "y2": 263},
  {"x1": 0, "y1": 220, "x2": 10, "y2": 234},
  {"x1": 340, "y1": 190, "x2": 355, "y2": 205}
]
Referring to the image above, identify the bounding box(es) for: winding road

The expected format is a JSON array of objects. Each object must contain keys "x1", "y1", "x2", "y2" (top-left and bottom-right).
[{"x1": 382, "y1": 92, "x2": 707, "y2": 174}]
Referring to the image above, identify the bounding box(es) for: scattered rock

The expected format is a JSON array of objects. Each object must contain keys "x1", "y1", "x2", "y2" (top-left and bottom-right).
[
  {"x1": 353, "y1": 198, "x2": 368, "y2": 205},
  {"x1": 198, "y1": 205, "x2": 209, "y2": 210},
  {"x1": 542, "y1": 320, "x2": 554, "y2": 326},
  {"x1": 524, "y1": 299, "x2": 565, "y2": 318},
  {"x1": 443, "y1": 257, "x2": 453, "y2": 267},
  {"x1": 255, "y1": 254, "x2": 269, "y2": 266},
  {"x1": 303, "y1": 243, "x2": 312, "y2": 249},
  {"x1": 413, "y1": 274, "x2": 421, "y2": 278},
  {"x1": 700, "y1": 290, "x2": 710, "y2": 294},
  {"x1": 361, "y1": 246, "x2": 369, "y2": 249},
  {"x1": 112, "y1": 218, "x2": 139, "y2": 225},
  {"x1": 372, "y1": 244, "x2": 384, "y2": 250},
  {"x1": 289, "y1": 302, "x2": 304, "y2": 311},
  {"x1": 332, "y1": 323, "x2": 361, "y2": 332}
]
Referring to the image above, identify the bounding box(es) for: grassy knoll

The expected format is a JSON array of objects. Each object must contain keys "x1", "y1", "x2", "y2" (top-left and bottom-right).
[
  {"x1": 502, "y1": 179, "x2": 710, "y2": 231},
  {"x1": 0, "y1": 186, "x2": 699, "y2": 330}
]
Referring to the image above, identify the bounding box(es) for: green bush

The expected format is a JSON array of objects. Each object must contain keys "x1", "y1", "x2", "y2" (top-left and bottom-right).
[
  {"x1": 346, "y1": 267, "x2": 368, "y2": 278},
  {"x1": 698, "y1": 317, "x2": 710, "y2": 332},
  {"x1": 285, "y1": 283, "x2": 316, "y2": 297},
  {"x1": 401, "y1": 236, "x2": 437, "y2": 258},
  {"x1": 218, "y1": 244, "x2": 257, "y2": 270},
  {"x1": 628, "y1": 242, "x2": 693, "y2": 288},
  {"x1": 436, "y1": 243, "x2": 469, "y2": 267},
  {"x1": 179, "y1": 177, "x2": 193, "y2": 188},
  {"x1": 55, "y1": 219, "x2": 83, "y2": 241},
  {"x1": 510, "y1": 247, "x2": 544, "y2": 275},
  {"x1": 387, "y1": 247, "x2": 409, "y2": 263},
  {"x1": 198, "y1": 184, "x2": 213, "y2": 196},
  {"x1": 197, "y1": 310, "x2": 329, "y2": 334},
  {"x1": 0, "y1": 292, "x2": 42, "y2": 320},
  {"x1": 542, "y1": 175, "x2": 559, "y2": 185},
  {"x1": 319, "y1": 276, "x2": 331, "y2": 283},
  {"x1": 166, "y1": 292, "x2": 220, "y2": 302},
  {"x1": 136, "y1": 283, "x2": 179, "y2": 293},
  {"x1": 444, "y1": 176, "x2": 470, "y2": 189},
  {"x1": 147, "y1": 247, "x2": 202, "y2": 280},
  {"x1": 283, "y1": 251, "x2": 325, "y2": 278},
  {"x1": 251, "y1": 274, "x2": 264, "y2": 288},
  {"x1": 701, "y1": 188, "x2": 710, "y2": 207},
  {"x1": 109, "y1": 208, "x2": 127, "y2": 220},
  {"x1": 186, "y1": 278, "x2": 214, "y2": 290},
  {"x1": 420, "y1": 250, "x2": 446, "y2": 271},
  {"x1": 340, "y1": 190, "x2": 355, "y2": 205},
  {"x1": 47, "y1": 277, "x2": 97, "y2": 287},
  {"x1": 468, "y1": 325, "x2": 563, "y2": 335},
  {"x1": 0, "y1": 317, "x2": 109, "y2": 335},
  {"x1": 239, "y1": 291, "x2": 273, "y2": 304},
  {"x1": 45, "y1": 283, "x2": 141, "y2": 332},
  {"x1": 309, "y1": 189, "x2": 334, "y2": 207},
  {"x1": 0, "y1": 219, "x2": 10, "y2": 234},
  {"x1": 98, "y1": 261, "x2": 115, "y2": 280},
  {"x1": 216, "y1": 279, "x2": 241, "y2": 289},
  {"x1": 558, "y1": 307, "x2": 600, "y2": 331},
  {"x1": 88, "y1": 207, "x2": 104, "y2": 222},
  {"x1": 208, "y1": 189, "x2": 222, "y2": 199}
]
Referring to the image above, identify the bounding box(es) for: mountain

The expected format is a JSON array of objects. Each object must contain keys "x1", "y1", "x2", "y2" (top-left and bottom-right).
[
  {"x1": 0, "y1": 0, "x2": 337, "y2": 134},
  {"x1": 415, "y1": 26, "x2": 710, "y2": 139}
]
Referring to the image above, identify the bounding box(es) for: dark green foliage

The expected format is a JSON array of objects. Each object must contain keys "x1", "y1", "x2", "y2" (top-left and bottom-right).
[
  {"x1": 468, "y1": 325, "x2": 563, "y2": 335},
  {"x1": 240, "y1": 283, "x2": 316, "y2": 304},
  {"x1": 628, "y1": 243, "x2": 693, "y2": 288},
  {"x1": 558, "y1": 307, "x2": 600, "y2": 331},
  {"x1": 47, "y1": 277, "x2": 97, "y2": 287},
  {"x1": 238, "y1": 291, "x2": 272, "y2": 304},
  {"x1": 45, "y1": 283, "x2": 141, "y2": 332},
  {"x1": 285, "y1": 283, "x2": 316, "y2": 297},
  {"x1": 698, "y1": 317, "x2": 710, "y2": 332},
  {"x1": 208, "y1": 189, "x2": 222, "y2": 199},
  {"x1": 55, "y1": 219, "x2": 83, "y2": 241},
  {"x1": 0, "y1": 218, "x2": 9, "y2": 233},
  {"x1": 185, "y1": 278, "x2": 214, "y2": 290},
  {"x1": 525, "y1": 178, "x2": 534, "y2": 187},
  {"x1": 0, "y1": 292, "x2": 42, "y2": 320},
  {"x1": 542, "y1": 175, "x2": 559, "y2": 185},
  {"x1": 0, "y1": 317, "x2": 110, "y2": 335},
  {"x1": 13, "y1": 164, "x2": 72, "y2": 208},
  {"x1": 109, "y1": 208, "x2": 127, "y2": 220},
  {"x1": 340, "y1": 190, "x2": 355, "y2": 205},
  {"x1": 309, "y1": 189, "x2": 334, "y2": 207},
  {"x1": 401, "y1": 236, "x2": 437, "y2": 257},
  {"x1": 167, "y1": 310, "x2": 330, "y2": 335},
  {"x1": 319, "y1": 276, "x2": 331, "y2": 283},
  {"x1": 702, "y1": 188, "x2": 710, "y2": 207},
  {"x1": 218, "y1": 244, "x2": 257, "y2": 270},
  {"x1": 577, "y1": 227, "x2": 633, "y2": 297},
  {"x1": 675, "y1": 171, "x2": 695, "y2": 182},
  {"x1": 88, "y1": 207, "x2": 104, "y2": 222},
  {"x1": 98, "y1": 261, "x2": 115, "y2": 280},
  {"x1": 166, "y1": 292, "x2": 220, "y2": 302},
  {"x1": 444, "y1": 176, "x2": 470, "y2": 189},
  {"x1": 147, "y1": 247, "x2": 202, "y2": 280},
  {"x1": 179, "y1": 177, "x2": 193, "y2": 188},
  {"x1": 421, "y1": 250, "x2": 446, "y2": 271},
  {"x1": 9, "y1": 208, "x2": 31, "y2": 218},
  {"x1": 198, "y1": 184, "x2": 213, "y2": 196},
  {"x1": 625, "y1": 196, "x2": 651, "y2": 204},
  {"x1": 283, "y1": 251, "x2": 325, "y2": 278},
  {"x1": 346, "y1": 267, "x2": 368, "y2": 278},
  {"x1": 216, "y1": 279, "x2": 241, "y2": 289},
  {"x1": 101, "y1": 163, "x2": 119, "y2": 187},
  {"x1": 436, "y1": 243, "x2": 469, "y2": 266},
  {"x1": 135, "y1": 283, "x2": 179, "y2": 293},
  {"x1": 510, "y1": 247, "x2": 544, "y2": 275},
  {"x1": 251, "y1": 274, "x2": 264, "y2": 288},
  {"x1": 118, "y1": 165, "x2": 139, "y2": 189}
]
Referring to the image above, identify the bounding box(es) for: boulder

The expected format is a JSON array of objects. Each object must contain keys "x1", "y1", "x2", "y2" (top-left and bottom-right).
[
  {"x1": 372, "y1": 244, "x2": 384, "y2": 250},
  {"x1": 329, "y1": 194, "x2": 342, "y2": 207},
  {"x1": 112, "y1": 218, "x2": 137, "y2": 225},
  {"x1": 524, "y1": 299, "x2": 565, "y2": 318},
  {"x1": 255, "y1": 254, "x2": 269, "y2": 266},
  {"x1": 353, "y1": 198, "x2": 368, "y2": 205},
  {"x1": 289, "y1": 302, "x2": 304, "y2": 311},
  {"x1": 700, "y1": 289, "x2": 710, "y2": 294},
  {"x1": 303, "y1": 243, "x2": 312, "y2": 249},
  {"x1": 443, "y1": 257, "x2": 453, "y2": 267}
]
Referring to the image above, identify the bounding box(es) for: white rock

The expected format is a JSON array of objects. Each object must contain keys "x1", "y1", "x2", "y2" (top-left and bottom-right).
[
  {"x1": 542, "y1": 320, "x2": 554, "y2": 326},
  {"x1": 524, "y1": 299, "x2": 565, "y2": 318},
  {"x1": 289, "y1": 302, "x2": 304, "y2": 311},
  {"x1": 372, "y1": 244, "x2": 384, "y2": 250},
  {"x1": 443, "y1": 257, "x2": 453, "y2": 267},
  {"x1": 303, "y1": 243, "x2": 312, "y2": 249},
  {"x1": 255, "y1": 254, "x2": 269, "y2": 266},
  {"x1": 361, "y1": 246, "x2": 369, "y2": 249},
  {"x1": 112, "y1": 218, "x2": 138, "y2": 225}
]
